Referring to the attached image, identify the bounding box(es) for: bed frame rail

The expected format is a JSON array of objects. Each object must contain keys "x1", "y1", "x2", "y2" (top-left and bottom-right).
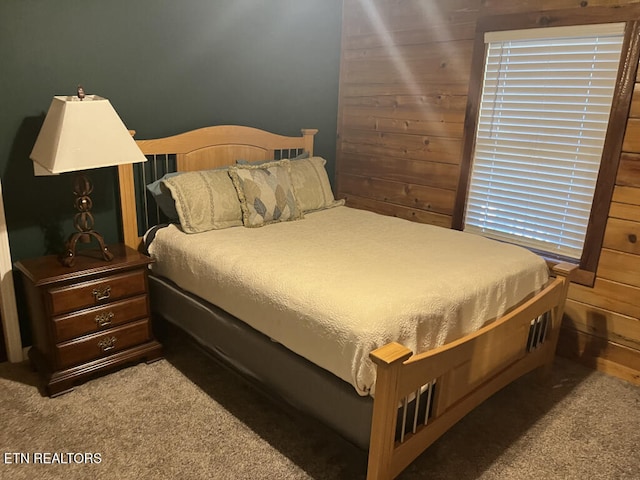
[{"x1": 367, "y1": 263, "x2": 576, "y2": 480}]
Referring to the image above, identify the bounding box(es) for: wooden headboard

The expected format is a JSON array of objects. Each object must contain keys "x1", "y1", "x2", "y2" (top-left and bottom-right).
[{"x1": 117, "y1": 125, "x2": 318, "y2": 250}]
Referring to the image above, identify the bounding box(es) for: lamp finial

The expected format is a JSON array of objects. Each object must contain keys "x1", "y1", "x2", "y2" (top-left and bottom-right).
[{"x1": 77, "y1": 85, "x2": 85, "y2": 100}]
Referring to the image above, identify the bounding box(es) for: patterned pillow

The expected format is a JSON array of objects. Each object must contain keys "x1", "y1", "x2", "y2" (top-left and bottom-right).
[
  {"x1": 289, "y1": 157, "x2": 343, "y2": 212},
  {"x1": 161, "y1": 169, "x2": 243, "y2": 233},
  {"x1": 236, "y1": 155, "x2": 343, "y2": 213},
  {"x1": 228, "y1": 159, "x2": 303, "y2": 227}
]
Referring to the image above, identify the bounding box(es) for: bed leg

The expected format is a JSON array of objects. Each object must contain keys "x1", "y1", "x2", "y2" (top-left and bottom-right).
[{"x1": 367, "y1": 343, "x2": 412, "y2": 480}]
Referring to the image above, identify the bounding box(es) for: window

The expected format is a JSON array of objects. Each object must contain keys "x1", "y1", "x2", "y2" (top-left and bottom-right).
[
  {"x1": 466, "y1": 23, "x2": 624, "y2": 261},
  {"x1": 454, "y1": 11, "x2": 640, "y2": 284}
]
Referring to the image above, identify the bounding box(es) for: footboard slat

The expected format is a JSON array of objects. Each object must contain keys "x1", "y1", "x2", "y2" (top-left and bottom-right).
[
  {"x1": 411, "y1": 388, "x2": 420, "y2": 434},
  {"x1": 367, "y1": 263, "x2": 576, "y2": 480},
  {"x1": 395, "y1": 380, "x2": 438, "y2": 444},
  {"x1": 399, "y1": 397, "x2": 408, "y2": 443},
  {"x1": 423, "y1": 381, "x2": 434, "y2": 426}
]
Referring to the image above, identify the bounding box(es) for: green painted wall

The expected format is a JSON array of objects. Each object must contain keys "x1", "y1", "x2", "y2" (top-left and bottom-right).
[
  {"x1": 0, "y1": 0, "x2": 343, "y2": 262},
  {"x1": 0, "y1": 0, "x2": 342, "y2": 344}
]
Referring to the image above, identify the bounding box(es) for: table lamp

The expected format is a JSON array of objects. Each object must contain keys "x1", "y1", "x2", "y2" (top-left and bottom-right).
[{"x1": 30, "y1": 87, "x2": 146, "y2": 266}]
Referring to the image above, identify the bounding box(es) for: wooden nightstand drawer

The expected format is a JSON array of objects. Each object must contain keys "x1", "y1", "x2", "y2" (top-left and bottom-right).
[
  {"x1": 56, "y1": 319, "x2": 151, "y2": 369},
  {"x1": 53, "y1": 295, "x2": 149, "y2": 342},
  {"x1": 47, "y1": 269, "x2": 147, "y2": 316}
]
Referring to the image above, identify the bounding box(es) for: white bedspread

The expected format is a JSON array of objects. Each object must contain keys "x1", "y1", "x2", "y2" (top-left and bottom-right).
[{"x1": 148, "y1": 206, "x2": 548, "y2": 396}]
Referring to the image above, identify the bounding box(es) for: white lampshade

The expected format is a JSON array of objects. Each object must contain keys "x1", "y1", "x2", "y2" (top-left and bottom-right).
[{"x1": 30, "y1": 94, "x2": 146, "y2": 176}]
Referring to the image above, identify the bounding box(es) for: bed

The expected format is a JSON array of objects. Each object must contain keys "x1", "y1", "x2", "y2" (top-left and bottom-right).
[{"x1": 116, "y1": 125, "x2": 575, "y2": 480}]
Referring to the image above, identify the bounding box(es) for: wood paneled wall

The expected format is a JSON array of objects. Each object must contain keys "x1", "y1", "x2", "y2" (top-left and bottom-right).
[
  {"x1": 337, "y1": 0, "x2": 640, "y2": 385},
  {"x1": 337, "y1": 0, "x2": 478, "y2": 228},
  {"x1": 560, "y1": 66, "x2": 640, "y2": 384}
]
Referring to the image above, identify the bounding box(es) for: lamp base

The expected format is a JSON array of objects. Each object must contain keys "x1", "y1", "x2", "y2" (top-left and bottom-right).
[
  {"x1": 61, "y1": 230, "x2": 114, "y2": 267},
  {"x1": 59, "y1": 171, "x2": 115, "y2": 267}
]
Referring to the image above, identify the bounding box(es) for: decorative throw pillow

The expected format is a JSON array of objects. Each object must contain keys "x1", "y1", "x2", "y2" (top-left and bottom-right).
[
  {"x1": 236, "y1": 155, "x2": 342, "y2": 213},
  {"x1": 228, "y1": 159, "x2": 303, "y2": 227},
  {"x1": 161, "y1": 169, "x2": 243, "y2": 233}
]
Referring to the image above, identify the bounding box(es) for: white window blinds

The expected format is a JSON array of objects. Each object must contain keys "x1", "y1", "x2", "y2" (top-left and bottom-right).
[{"x1": 464, "y1": 23, "x2": 625, "y2": 260}]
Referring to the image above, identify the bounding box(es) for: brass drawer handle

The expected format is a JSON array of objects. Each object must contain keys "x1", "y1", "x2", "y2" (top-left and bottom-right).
[
  {"x1": 97, "y1": 336, "x2": 117, "y2": 352},
  {"x1": 94, "y1": 311, "x2": 114, "y2": 328},
  {"x1": 92, "y1": 286, "x2": 111, "y2": 302}
]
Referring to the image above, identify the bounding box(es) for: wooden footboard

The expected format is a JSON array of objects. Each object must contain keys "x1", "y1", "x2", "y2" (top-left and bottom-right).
[{"x1": 366, "y1": 263, "x2": 576, "y2": 480}]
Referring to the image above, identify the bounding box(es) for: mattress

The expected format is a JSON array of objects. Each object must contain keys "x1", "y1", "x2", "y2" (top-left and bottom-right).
[{"x1": 147, "y1": 206, "x2": 549, "y2": 396}]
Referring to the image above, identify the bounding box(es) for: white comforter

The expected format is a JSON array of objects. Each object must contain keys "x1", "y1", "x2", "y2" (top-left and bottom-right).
[{"x1": 148, "y1": 206, "x2": 548, "y2": 395}]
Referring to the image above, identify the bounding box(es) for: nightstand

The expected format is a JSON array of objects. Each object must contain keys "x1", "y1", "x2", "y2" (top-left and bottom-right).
[{"x1": 15, "y1": 244, "x2": 162, "y2": 396}]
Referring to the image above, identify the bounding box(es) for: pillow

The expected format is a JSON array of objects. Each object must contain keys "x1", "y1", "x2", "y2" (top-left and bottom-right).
[
  {"x1": 237, "y1": 154, "x2": 342, "y2": 212},
  {"x1": 228, "y1": 159, "x2": 303, "y2": 227},
  {"x1": 161, "y1": 169, "x2": 243, "y2": 233},
  {"x1": 288, "y1": 156, "x2": 343, "y2": 212},
  {"x1": 146, "y1": 172, "x2": 183, "y2": 221}
]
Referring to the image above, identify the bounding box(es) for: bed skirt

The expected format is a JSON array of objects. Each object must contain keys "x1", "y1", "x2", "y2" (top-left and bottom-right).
[{"x1": 149, "y1": 274, "x2": 374, "y2": 449}]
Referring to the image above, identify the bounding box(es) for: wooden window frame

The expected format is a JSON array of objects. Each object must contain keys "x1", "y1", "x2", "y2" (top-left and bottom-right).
[{"x1": 453, "y1": 6, "x2": 640, "y2": 287}]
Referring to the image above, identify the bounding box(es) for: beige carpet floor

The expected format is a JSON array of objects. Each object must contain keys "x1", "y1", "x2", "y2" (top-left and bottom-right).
[{"x1": 1, "y1": 330, "x2": 638, "y2": 480}]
